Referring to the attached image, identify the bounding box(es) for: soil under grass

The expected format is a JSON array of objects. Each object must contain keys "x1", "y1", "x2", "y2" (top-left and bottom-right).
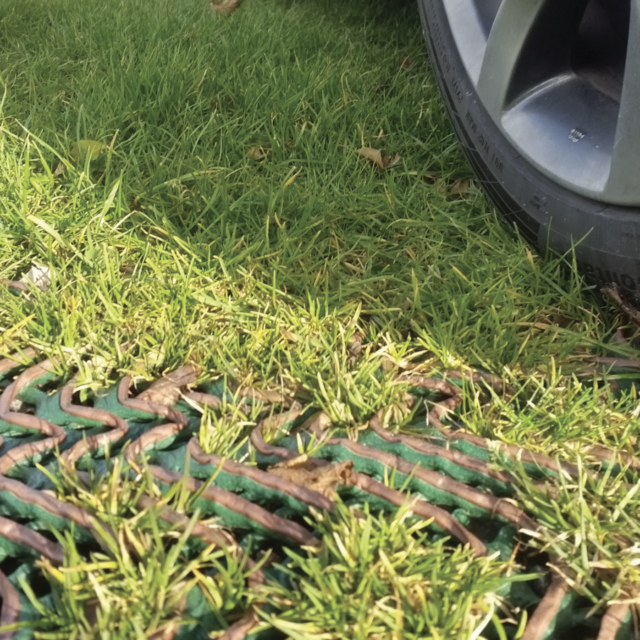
[{"x1": 0, "y1": 0, "x2": 639, "y2": 493}]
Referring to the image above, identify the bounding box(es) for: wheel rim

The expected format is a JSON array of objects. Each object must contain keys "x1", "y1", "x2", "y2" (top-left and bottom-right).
[{"x1": 442, "y1": 0, "x2": 640, "y2": 206}]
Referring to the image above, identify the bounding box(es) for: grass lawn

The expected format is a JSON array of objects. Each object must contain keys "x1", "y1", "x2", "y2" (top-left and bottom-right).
[{"x1": 1, "y1": 0, "x2": 640, "y2": 637}]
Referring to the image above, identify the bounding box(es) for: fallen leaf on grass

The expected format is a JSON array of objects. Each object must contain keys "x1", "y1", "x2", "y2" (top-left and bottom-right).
[
  {"x1": 359, "y1": 147, "x2": 401, "y2": 170},
  {"x1": 138, "y1": 364, "x2": 200, "y2": 406},
  {"x1": 53, "y1": 162, "x2": 67, "y2": 177},
  {"x1": 347, "y1": 333, "x2": 364, "y2": 368},
  {"x1": 280, "y1": 327, "x2": 299, "y2": 343},
  {"x1": 248, "y1": 146, "x2": 268, "y2": 160},
  {"x1": 210, "y1": 0, "x2": 241, "y2": 15},
  {"x1": 347, "y1": 332, "x2": 363, "y2": 357},
  {"x1": 423, "y1": 174, "x2": 452, "y2": 196},
  {"x1": 381, "y1": 357, "x2": 396, "y2": 373},
  {"x1": 295, "y1": 411, "x2": 332, "y2": 436},
  {"x1": 386, "y1": 154, "x2": 402, "y2": 168},
  {"x1": 359, "y1": 147, "x2": 384, "y2": 169},
  {"x1": 449, "y1": 179, "x2": 472, "y2": 198},
  {"x1": 268, "y1": 456, "x2": 353, "y2": 498},
  {"x1": 422, "y1": 172, "x2": 439, "y2": 184},
  {"x1": 399, "y1": 56, "x2": 414, "y2": 69}
]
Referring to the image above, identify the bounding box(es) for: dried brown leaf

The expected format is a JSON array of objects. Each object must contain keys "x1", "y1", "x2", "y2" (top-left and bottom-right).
[
  {"x1": 358, "y1": 147, "x2": 401, "y2": 170},
  {"x1": 268, "y1": 456, "x2": 353, "y2": 499},
  {"x1": 386, "y1": 154, "x2": 402, "y2": 168},
  {"x1": 280, "y1": 327, "x2": 299, "y2": 343},
  {"x1": 450, "y1": 179, "x2": 471, "y2": 197},
  {"x1": 381, "y1": 357, "x2": 396, "y2": 373},
  {"x1": 399, "y1": 56, "x2": 414, "y2": 69},
  {"x1": 138, "y1": 364, "x2": 200, "y2": 406},
  {"x1": 237, "y1": 386, "x2": 292, "y2": 406},
  {"x1": 248, "y1": 146, "x2": 268, "y2": 160},
  {"x1": 435, "y1": 179, "x2": 449, "y2": 196},
  {"x1": 422, "y1": 172, "x2": 438, "y2": 184},
  {"x1": 359, "y1": 146, "x2": 386, "y2": 170},
  {"x1": 120, "y1": 263, "x2": 136, "y2": 276},
  {"x1": 348, "y1": 332, "x2": 363, "y2": 357},
  {"x1": 53, "y1": 162, "x2": 67, "y2": 177},
  {"x1": 295, "y1": 411, "x2": 332, "y2": 437},
  {"x1": 210, "y1": 0, "x2": 241, "y2": 15}
]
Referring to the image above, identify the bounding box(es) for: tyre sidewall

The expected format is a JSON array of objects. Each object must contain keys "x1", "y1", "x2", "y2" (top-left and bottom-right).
[{"x1": 419, "y1": 0, "x2": 640, "y2": 299}]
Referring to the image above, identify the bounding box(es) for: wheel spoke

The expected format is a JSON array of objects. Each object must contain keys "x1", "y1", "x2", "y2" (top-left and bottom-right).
[
  {"x1": 477, "y1": 0, "x2": 588, "y2": 119},
  {"x1": 605, "y1": 0, "x2": 640, "y2": 204}
]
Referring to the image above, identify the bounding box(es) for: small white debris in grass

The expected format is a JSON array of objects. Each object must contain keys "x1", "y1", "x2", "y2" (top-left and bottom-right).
[
  {"x1": 20, "y1": 264, "x2": 52, "y2": 291},
  {"x1": 9, "y1": 399, "x2": 24, "y2": 412}
]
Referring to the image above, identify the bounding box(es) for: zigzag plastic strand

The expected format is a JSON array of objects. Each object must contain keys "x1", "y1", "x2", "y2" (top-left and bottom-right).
[{"x1": 0, "y1": 353, "x2": 634, "y2": 640}]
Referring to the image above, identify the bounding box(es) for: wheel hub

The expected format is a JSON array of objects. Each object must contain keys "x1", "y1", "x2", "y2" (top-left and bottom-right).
[{"x1": 443, "y1": 0, "x2": 640, "y2": 206}]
